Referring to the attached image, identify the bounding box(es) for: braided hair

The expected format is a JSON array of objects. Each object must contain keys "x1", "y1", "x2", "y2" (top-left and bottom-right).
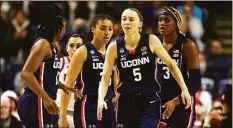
[
  {"x1": 159, "y1": 6, "x2": 183, "y2": 34},
  {"x1": 36, "y1": 4, "x2": 65, "y2": 43}
]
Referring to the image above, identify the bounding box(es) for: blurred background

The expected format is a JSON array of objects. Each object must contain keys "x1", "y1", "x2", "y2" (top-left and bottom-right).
[{"x1": 0, "y1": 1, "x2": 232, "y2": 128}]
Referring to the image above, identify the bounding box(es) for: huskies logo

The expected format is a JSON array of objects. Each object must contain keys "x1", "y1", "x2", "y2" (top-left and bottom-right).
[
  {"x1": 120, "y1": 48, "x2": 124, "y2": 53},
  {"x1": 90, "y1": 50, "x2": 95, "y2": 54}
]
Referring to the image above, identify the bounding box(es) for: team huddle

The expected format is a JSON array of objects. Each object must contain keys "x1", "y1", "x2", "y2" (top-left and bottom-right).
[{"x1": 18, "y1": 4, "x2": 200, "y2": 128}]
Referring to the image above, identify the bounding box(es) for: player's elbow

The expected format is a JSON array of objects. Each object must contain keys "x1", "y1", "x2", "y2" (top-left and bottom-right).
[{"x1": 21, "y1": 71, "x2": 28, "y2": 82}]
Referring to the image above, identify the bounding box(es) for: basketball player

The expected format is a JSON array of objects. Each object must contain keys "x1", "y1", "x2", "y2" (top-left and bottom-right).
[
  {"x1": 97, "y1": 8, "x2": 191, "y2": 128},
  {"x1": 59, "y1": 14, "x2": 118, "y2": 128},
  {"x1": 17, "y1": 5, "x2": 69, "y2": 128},
  {"x1": 156, "y1": 7, "x2": 201, "y2": 128},
  {"x1": 56, "y1": 34, "x2": 83, "y2": 127}
]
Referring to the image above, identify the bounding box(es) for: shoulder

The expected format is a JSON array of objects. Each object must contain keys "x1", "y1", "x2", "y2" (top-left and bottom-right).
[
  {"x1": 183, "y1": 38, "x2": 199, "y2": 57},
  {"x1": 149, "y1": 34, "x2": 161, "y2": 42},
  {"x1": 70, "y1": 45, "x2": 88, "y2": 62},
  {"x1": 30, "y1": 38, "x2": 52, "y2": 57},
  {"x1": 106, "y1": 41, "x2": 118, "y2": 58},
  {"x1": 148, "y1": 34, "x2": 162, "y2": 47},
  {"x1": 184, "y1": 38, "x2": 198, "y2": 50},
  {"x1": 32, "y1": 38, "x2": 50, "y2": 51},
  {"x1": 76, "y1": 45, "x2": 88, "y2": 56}
]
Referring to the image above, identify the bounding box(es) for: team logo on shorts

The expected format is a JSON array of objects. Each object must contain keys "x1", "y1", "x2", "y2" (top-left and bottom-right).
[
  {"x1": 120, "y1": 48, "x2": 124, "y2": 53},
  {"x1": 117, "y1": 123, "x2": 124, "y2": 128},
  {"x1": 46, "y1": 124, "x2": 53, "y2": 128},
  {"x1": 90, "y1": 50, "x2": 95, "y2": 54},
  {"x1": 88, "y1": 124, "x2": 96, "y2": 128}
]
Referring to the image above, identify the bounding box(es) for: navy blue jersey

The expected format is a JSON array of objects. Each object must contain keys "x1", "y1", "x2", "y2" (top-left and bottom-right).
[
  {"x1": 156, "y1": 33, "x2": 189, "y2": 101},
  {"x1": 116, "y1": 34, "x2": 160, "y2": 94},
  {"x1": 25, "y1": 37, "x2": 60, "y2": 100},
  {"x1": 81, "y1": 42, "x2": 115, "y2": 99}
]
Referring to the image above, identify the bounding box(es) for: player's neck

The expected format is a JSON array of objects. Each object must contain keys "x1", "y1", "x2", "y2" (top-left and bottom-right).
[
  {"x1": 91, "y1": 39, "x2": 106, "y2": 54},
  {"x1": 124, "y1": 32, "x2": 141, "y2": 46},
  {"x1": 163, "y1": 32, "x2": 177, "y2": 44},
  {"x1": 52, "y1": 38, "x2": 57, "y2": 44}
]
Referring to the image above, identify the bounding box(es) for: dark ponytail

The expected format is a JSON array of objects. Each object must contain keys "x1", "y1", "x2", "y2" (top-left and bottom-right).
[{"x1": 36, "y1": 4, "x2": 65, "y2": 43}]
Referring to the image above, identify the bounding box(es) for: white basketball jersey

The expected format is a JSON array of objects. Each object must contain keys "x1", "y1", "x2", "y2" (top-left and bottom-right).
[{"x1": 56, "y1": 56, "x2": 75, "y2": 111}]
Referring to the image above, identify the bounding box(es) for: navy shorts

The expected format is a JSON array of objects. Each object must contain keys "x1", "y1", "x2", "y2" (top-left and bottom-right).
[
  {"x1": 18, "y1": 91, "x2": 58, "y2": 128},
  {"x1": 73, "y1": 95, "x2": 116, "y2": 128},
  {"x1": 117, "y1": 93, "x2": 161, "y2": 128},
  {"x1": 160, "y1": 97, "x2": 196, "y2": 128}
]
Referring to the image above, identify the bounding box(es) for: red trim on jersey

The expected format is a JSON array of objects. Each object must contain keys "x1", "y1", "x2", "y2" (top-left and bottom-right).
[
  {"x1": 67, "y1": 56, "x2": 71, "y2": 63},
  {"x1": 38, "y1": 63, "x2": 43, "y2": 128},
  {"x1": 101, "y1": 54, "x2": 105, "y2": 58},
  {"x1": 159, "y1": 121, "x2": 167, "y2": 127},
  {"x1": 60, "y1": 57, "x2": 65, "y2": 71},
  {"x1": 128, "y1": 50, "x2": 136, "y2": 54},
  {"x1": 155, "y1": 58, "x2": 158, "y2": 79},
  {"x1": 81, "y1": 96, "x2": 86, "y2": 127},
  {"x1": 195, "y1": 89, "x2": 203, "y2": 105}
]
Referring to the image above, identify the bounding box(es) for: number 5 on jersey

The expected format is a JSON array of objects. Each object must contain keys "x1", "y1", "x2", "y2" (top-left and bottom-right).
[{"x1": 133, "y1": 68, "x2": 142, "y2": 81}]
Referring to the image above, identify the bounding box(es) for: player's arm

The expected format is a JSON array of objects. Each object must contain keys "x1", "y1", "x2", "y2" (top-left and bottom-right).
[
  {"x1": 149, "y1": 34, "x2": 191, "y2": 108},
  {"x1": 21, "y1": 39, "x2": 52, "y2": 101},
  {"x1": 183, "y1": 39, "x2": 201, "y2": 96},
  {"x1": 173, "y1": 39, "x2": 201, "y2": 106},
  {"x1": 59, "y1": 45, "x2": 87, "y2": 119},
  {"x1": 98, "y1": 41, "x2": 117, "y2": 120},
  {"x1": 21, "y1": 39, "x2": 58, "y2": 114},
  {"x1": 98, "y1": 42, "x2": 117, "y2": 101}
]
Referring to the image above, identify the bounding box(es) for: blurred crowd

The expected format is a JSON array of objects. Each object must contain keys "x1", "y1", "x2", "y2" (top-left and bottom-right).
[{"x1": 0, "y1": 1, "x2": 231, "y2": 128}]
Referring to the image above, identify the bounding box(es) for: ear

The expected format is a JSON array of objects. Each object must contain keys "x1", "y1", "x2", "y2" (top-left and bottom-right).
[
  {"x1": 139, "y1": 21, "x2": 143, "y2": 28},
  {"x1": 91, "y1": 27, "x2": 95, "y2": 34},
  {"x1": 66, "y1": 45, "x2": 68, "y2": 52}
]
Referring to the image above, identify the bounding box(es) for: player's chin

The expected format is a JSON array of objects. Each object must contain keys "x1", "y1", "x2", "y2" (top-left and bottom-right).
[
  {"x1": 103, "y1": 39, "x2": 110, "y2": 43},
  {"x1": 123, "y1": 29, "x2": 132, "y2": 34},
  {"x1": 159, "y1": 31, "x2": 168, "y2": 36}
]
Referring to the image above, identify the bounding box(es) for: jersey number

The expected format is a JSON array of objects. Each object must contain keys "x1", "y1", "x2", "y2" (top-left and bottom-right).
[
  {"x1": 163, "y1": 67, "x2": 170, "y2": 79},
  {"x1": 133, "y1": 68, "x2": 142, "y2": 81},
  {"x1": 100, "y1": 72, "x2": 112, "y2": 86}
]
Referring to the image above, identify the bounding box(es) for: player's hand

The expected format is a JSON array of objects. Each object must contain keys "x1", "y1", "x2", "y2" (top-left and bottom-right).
[
  {"x1": 162, "y1": 98, "x2": 177, "y2": 119},
  {"x1": 97, "y1": 99, "x2": 108, "y2": 121},
  {"x1": 112, "y1": 95, "x2": 119, "y2": 111},
  {"x1": 58, "y1": 81, "x2": 76, "y2": 94},
  {"x1": 43, "y1": 97, "x2": 59, "y2": 115},
  {"x1": 112, "y1": 93, "x2": 120, "y2": 104},
  {"x1": 74, "y1": 88, "x2": 83, "y2": 99},
  {"x1": 59, "y1": 117, "x2": 69, "y2": 128},
  {"x1": 181, "y1": 89, "x2": 191, "y2": 109}
]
